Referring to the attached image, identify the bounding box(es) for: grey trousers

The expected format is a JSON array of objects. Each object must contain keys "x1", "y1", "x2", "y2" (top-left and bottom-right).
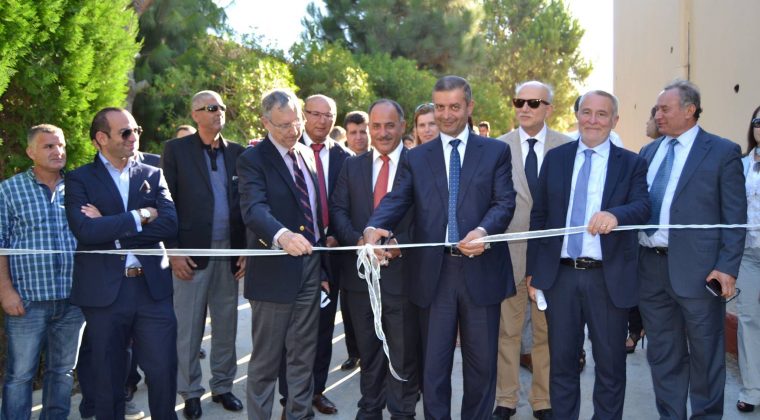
[
  {"x1": 737, "y1": 247, "x2": 760, "y2": 405},
  {"x1": 246, "y1": 254, "x2": 321, "y2": 420},
  {"x1": 174, "y1": 239, "x2": 239, "y2": 399}
]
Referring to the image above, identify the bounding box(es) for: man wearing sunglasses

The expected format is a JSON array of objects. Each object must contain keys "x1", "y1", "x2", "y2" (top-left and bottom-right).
[
  {"x1": 161, "y1": 90, "x2": 247, "y2": 418},
  {"x1": 493, "y1": 81, "x2": 572, "y2": 420},
  {"x1": 65, "y1": 107, "x2": 179, "y2": 419}
]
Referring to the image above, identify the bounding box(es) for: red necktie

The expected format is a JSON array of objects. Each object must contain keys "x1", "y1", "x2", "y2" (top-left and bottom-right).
[
  {"x1": 374, "y1": 155, "x2": 390, "y2": 208},
  {"x1": 310, "y1": 143, "x2": 330, "y2": 228}
]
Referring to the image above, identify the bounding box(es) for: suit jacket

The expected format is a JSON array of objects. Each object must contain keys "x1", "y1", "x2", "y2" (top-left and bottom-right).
[
  {"x1": 161, "y1": 133, "x2": 246, "y2": 271},
  {"x1": 497, "y1": 128, "x2": 572, "y2": 285},
  {"x1": 65, "y1": 156, "x2": 178, "y2": 307},
  {"x1": 527, "y1": 141, "x2": 651, "y2": 308},
  {"x1": 138, "y1": 151, "x2": 161, "y2": 167},
  {"x1": 237, "y1": 136, "x2": 328, "y2": 303},
  {"x1": 639, "y1": 128, "x2": 746, "y2": 297},
  {"x1": 330, "y1": 148, "x2": 413, "y2": 295},
  {"x1": 367, "y1": 134, "x2": 517, "y2": 307}
]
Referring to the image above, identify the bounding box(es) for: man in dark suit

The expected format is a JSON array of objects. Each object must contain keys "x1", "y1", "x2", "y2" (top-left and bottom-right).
[
  {"x1": 331, "y1": 99, "x2": 419, "y2": 419},
  {"x1": 161, "y1": 90, "x2": 246, "y2": 418},
  {"x1": 365, "y1": 76, "x2": 516, "y2": 419},
  {"x1": 65, "y1": 107, "x2": 178, "y2": 419},
  {"x1": 638, "y1": 80, "x2": 746, "y2": 419},
  {"x1": 527, "y1": 91, "x2": 650, "y2": 419},
  {"x1": 237, "y1": 88, "x2": 327, "y2": 419}
]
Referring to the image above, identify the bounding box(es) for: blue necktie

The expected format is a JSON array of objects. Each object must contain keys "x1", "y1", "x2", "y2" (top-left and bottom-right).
[
  {"x1": 525, "y1": 138, "x2": 538, "y2": 198},
  {"x1": 448, "y1": 139, "x2": 461, "y2": 243},
  {"x1": 645, "y1": 138, "x2": 678, "y2": 236},
  {"x1": 568, "y1": 149, "x2": 594, "y2": 259}
]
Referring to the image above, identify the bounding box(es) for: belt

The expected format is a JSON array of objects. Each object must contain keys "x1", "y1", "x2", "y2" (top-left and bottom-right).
[
  {"x1": 443, "y1": 246, "x2": 463, "y2": 257},
  {"x1": 124, "y1": 267, "x2": 145, "y2": 277},
  {"x1": 560, "y1": 257, "x2": 603, "y2": 270},
  {"x1": 647, "y1": 246, "x2": 668, "y2": 256}
]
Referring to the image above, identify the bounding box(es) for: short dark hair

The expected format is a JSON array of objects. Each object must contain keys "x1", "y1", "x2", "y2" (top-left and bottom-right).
[
  {"x1": 90, "y1": 107, "x2": 125, "y2": 140},
  {"x1": 433, "y1": 75, "x2": 472, "y2": 103},
  {"x1": 650, "y1": 106, "x2": 657, "y2": 119},
  {"x1": 367, "y1": 99, "x2": 404, "y2": 120},
  {"x1": 747, "y1": 105, "x2": 760, "y2": 155},
  {"x1": 478, "y1": 121, "x2": 490, "y2": 130},
  {"x1": 663, "y1": 79, "x2": 702, "y2": 121},
  {"x1": 344, "y1": 110, "x2": 368, "y2": 127}
]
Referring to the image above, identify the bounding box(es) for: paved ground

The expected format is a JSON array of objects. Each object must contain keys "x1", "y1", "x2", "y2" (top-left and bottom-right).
[{"x1": 20, "y1": 284, "x2": 758, "y2": 419}]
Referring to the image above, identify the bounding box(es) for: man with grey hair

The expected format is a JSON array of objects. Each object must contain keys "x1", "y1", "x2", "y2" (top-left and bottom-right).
[
  {"x1": 0, "y1": 124, "x2": 83, "y2": 419},
  {"x1": 638, "y1": 80, "x2": 746, "y2": 419},
  {"x1": 493, "y1": 80, "x2": 571, "y2": 420},
  {"x1": 162, "y1": 89, "x2": 247, "y2": 418},
  {"x1": 238, "y1": 88, "x2": 328, "y2": 419}
]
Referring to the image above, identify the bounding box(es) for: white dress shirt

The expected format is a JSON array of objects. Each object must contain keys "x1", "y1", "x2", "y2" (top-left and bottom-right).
[
  {"x1": 519, "y1": 124, "x2": 547, "y2": 171},
  {"x1": 98, "y1": 153, "x2": 143, "y2": 268},
  {"x1": 371, "y1": 142, "x2": 404, "y2": 193},
  {"x1": 302, "y1": 132, "x2": 330, "y2": 195}
]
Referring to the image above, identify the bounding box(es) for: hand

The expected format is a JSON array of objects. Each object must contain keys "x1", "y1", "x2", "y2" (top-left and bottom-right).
[
  {"x1": 386, "y1": 238, "x2": 401, "y2": 259},
  {"x1": 0, "y1": 287, "x2": 25, "y2": 316},
  {"x1": 526, "y1": 275, "x2": 537, "y2": 303},
  {"x1": 278, "y1": 231, "x2": 313, "y2": 256},
  {"x1": 458, "y1": 229, "x2": 487, "y2": 258},
  {"x1": 234, "y1": 256, "x2": 246, "y2": 280},
  {"x1": 144, "y1": 207, "x2": 158, "y2": 223},
  {"x1": 81, "y1": 204, "x2": 102, "y2": 218},
  {"x1": 325, "y1": 236, "x2": 339, "y2": 248},
  {"x1": 706, "y1": 270, "x2": 736, "y2": 299},
  {"x1": 321, "y1": 281, "x2": 330, "y2": 294},
  {"x1": 587, "y1": 211, "x2": 618, "y2": 235},
  {"x1": 362, "y1": 228, "x2": 392, "y2": 260},
  {"x1": 170, "y1": 255, "x2": 197, "y2": 280}
]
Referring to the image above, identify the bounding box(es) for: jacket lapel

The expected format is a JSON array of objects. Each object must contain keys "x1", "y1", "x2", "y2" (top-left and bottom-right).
[
  {"x1": 673, "y1": 128, "x2": 711, "y2": 202},
  {"x1": 362, "y1": 152, "x2": 374, "y2": 211},
  {"x1": 601, "y1": 144, "x2": 622, "y2": 208},
  {"x1": 190, "y1": 134, "x2": 213, "y2": 192},
  {"x1": 92, "y1": 155, "x2": 127, "y2": 211},
  {"x1": 458, "y1": 135, "x2": 484, "y2": 209},
  {"x1": 262, "y1": 137, "x2": 300, "y2": 203},
  {"x1": 507, "y1": 133, "x2": 530, "y2": 201},
  {"x1": 126, "y1": 162, "x2": 143, "y2": 211},
  {"x1": 562, "y1": 141, "x2": 579, "y2": 213},
  {"x1": 426, "y1": 138, "x2": 449, "y2": 212}
]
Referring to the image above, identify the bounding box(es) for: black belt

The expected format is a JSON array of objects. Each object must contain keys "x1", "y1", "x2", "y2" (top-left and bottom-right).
[
  {"x1": 443, "y1": 246, "x2": 463, "y2": 257},
  {"x1": 647, "y1": 246, "x2": 668, "y2": 256},
  {"x1": 125, "y1": 267, "x2": 145, "y2": 277},
  {"x1": 560, "y1": 257, "x2": 603, "y2": 270}
]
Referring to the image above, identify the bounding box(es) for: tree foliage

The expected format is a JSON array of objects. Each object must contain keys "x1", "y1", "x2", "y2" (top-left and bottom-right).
[{"x1": 0, "y1": 0, "x2": 141, "y2": 178}]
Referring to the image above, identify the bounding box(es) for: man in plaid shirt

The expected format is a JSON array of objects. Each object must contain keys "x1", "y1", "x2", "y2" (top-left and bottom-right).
[{"x1": 0, "y1": 124, "x2": 84, "y2": 419}]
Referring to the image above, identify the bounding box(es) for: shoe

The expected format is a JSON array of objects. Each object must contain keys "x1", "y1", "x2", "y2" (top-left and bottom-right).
[
  {"x1": 183, "y1": 397, "x2": 202, "y2": 419},
  {"x1": 199, "y1": 348, "x2": 206, "y2": 359},
  {"x1": 625, "y1": 331, "x2": 645, "y2": 354},
  {"x1": 533, "y1": 408, "x2": 553, "y2": 419},
  {"x1": 125, "y1": 383, "x2": 138, "y2": 402},
  {"x1": 125, "y1": 401, "x2": 145, "y2": 420},
  {"x1": 312, "y1": 393, "x2": 338, "y2": 414},
  {"x1": 579, "y1": 349, "x2": 586, "y2": 373},
  {"x1": 520, "y1": 353, "x2": 533, "y2": 373},
  {"x1": 737, "y1": 400, "x2": 755, "y2": 412},
  {"x1": 211, "y1": 392, "x2": 243, "y2": 412},
  {"x1": 492, "y1": 406, "x2": 516, "y2": 419},
  {"x1": 340, "y1": 356, "x2": 360, "y2": 370}
]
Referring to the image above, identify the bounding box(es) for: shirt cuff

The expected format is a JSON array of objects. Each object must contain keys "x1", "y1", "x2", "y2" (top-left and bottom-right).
[
  {"x1": 273, "y1": 228, "x2": 288, "y2": 250},
  {"x1": 131, "y1": 210, "x2": 143, "y2": 232}
]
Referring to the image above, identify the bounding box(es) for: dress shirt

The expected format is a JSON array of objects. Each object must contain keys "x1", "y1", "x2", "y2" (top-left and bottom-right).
[
  {"x1": 745, "y1": 158, "x2": 760, "y2": 249},
  {"x1": 303, "y1": 132, "x2": 330, "y2": 195},
  {"x1": 638, "y1": 124, "x2": 699, "y2": 248},
  {"x1": 440, "y1": 127, "x2": 470, "y2": 189},
  {"x1": 567, "y1": 130, "x2": 624, "y2": 147},
  {"x1": 519, "y1": 124, "x2": 547, "y2": 171},
  {"x1": 0, "y1": 168, "x2": 76, "y2": 301},
  {"x1": 560, "y1": 139, "x2": 610, "y2": 260},
  {"x1": 371, "y1": 142, "x2": 404, "y2": 192},
  {"x1": 98, "y1": 153, "x2": 143, "y2": 269}
]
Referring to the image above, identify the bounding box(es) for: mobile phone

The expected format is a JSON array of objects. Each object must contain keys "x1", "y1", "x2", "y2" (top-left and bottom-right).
[{"x1": 705, "y1": 278, "x2": 722, "y2": 297}]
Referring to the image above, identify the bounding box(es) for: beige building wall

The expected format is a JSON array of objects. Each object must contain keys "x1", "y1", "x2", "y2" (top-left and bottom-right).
[{"x1": 613, "y1": 0, "x2": 760, "y2": 153}]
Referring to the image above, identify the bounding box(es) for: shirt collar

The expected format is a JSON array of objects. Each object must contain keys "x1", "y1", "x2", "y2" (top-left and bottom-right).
[
  {"x1": 577, "y1": 137, "x2": 611, "y2": 159},
  {"x1": 98, "y1": 152, "x2": 136, "y2": 172},
  {"x1": 440, "y1": 126, "x2": 470, "y2": 147},
  {"x1": 518, "y1": 124, "x2": 547, "y2": 144},
  {"x1": 25, "y1": 167, "x2": 65, "y2": 186},
  {"x1": 669, "y1": 124, "x2": 699, "y2": 148},
  {"x1": 372, "y1": 141, "x2": 404, "y2": 165}
]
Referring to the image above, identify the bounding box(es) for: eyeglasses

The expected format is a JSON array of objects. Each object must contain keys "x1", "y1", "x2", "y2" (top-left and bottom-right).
[
  {"x1": 195, "y1": 104, "x2": 226, "y2": 113},
  {"x1": 304, "y1": 109, "x2": 335, "y2": 120},
  {"x1": 512, "y1": 98, "x2": 550, "y2": 109},
  {"x1": 415, "y1": 103, "x2": 435, "y2": 113},
  {"x1": 751, "y1": 118, "x2": 760, "y2": 128},
  {"x1": 118, "y1": 126, "x2": 143, "y2": 140}
]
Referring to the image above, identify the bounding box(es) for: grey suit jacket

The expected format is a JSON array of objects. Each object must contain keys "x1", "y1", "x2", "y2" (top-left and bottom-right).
[{"x1": 497, "y1": 128, "x2": 572, "y2": 285}]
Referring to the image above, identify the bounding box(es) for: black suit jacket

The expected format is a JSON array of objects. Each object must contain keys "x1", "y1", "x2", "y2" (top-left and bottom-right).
[
  {"x1": 138, "y1": 151, "x2": 161, "y2": 167},
  {"x1": 330, "y1": 148, "x2": 413, "y2": 295},
  {"x1": 65, "y1": 156, "x2": 178, "y2": 307},
  {"x1": 161, "y1": 133, "x2": 246, "y2": 271}
]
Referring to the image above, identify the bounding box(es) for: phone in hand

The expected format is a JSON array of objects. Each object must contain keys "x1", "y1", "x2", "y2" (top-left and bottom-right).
[{"x1": 705, "y1": 278, "x2": 722, "y2": 297}]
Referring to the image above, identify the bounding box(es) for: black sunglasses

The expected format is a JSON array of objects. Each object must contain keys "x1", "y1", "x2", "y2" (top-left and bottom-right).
[
  {"x1": 512, "y1": 98, "x2": 550, "y2": 109},
  {"x1": 118, "y1": 126, "x2": 143, "y2": 140},
  {"x1": 751, "y1": 118, "x2": 760, "y2": 128},
  {"x1": 195, "y1": 104, "x2": 226, "y2": 113}
]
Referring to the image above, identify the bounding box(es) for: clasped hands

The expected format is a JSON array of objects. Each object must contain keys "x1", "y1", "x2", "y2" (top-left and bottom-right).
[{"x1": 362, "y1": 227, "x2": 487, "y2": 260}]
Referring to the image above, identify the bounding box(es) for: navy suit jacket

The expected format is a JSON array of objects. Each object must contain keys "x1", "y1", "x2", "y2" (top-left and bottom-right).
[
  {"x1": 366, "y1": 134, "x2": 516, "y2": 307},
  {"x1": 527, "y1": 141, "x2": 651, "y2": 308},
  {"x1": 237, "y1": 136, "x2": 328, "y2": 303},
  {"x1": 639, "y1": 128, "x2": 746, "y2": 298},
  {"x1": 330, "y1": 148, "x2": 413, "y2": 295},
  {"x1": 65, "y1": 156, "x2": 178, "y2": 307}
]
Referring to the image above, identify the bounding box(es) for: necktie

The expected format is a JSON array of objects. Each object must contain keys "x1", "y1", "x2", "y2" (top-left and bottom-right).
[
  {"x1": 645, "y1": 138, "x2": 678, "y2": 236},
  {"x1": 448, "y1": 139, "x2": 462, "y2": 243},
  {"x1": 310, "y1": 143, "x2": 329, "y2": 228},
  {"x1": 374, "y1": 155, "x2": 390, "y2": 208},
  {"x1": 525, "y1": 138, "x2": 538, "y2": 198},
  {"x1": 568, "y1": 149, "x2": 594, "y2": 259},
  {"x1": 287, "y1": 149, "x2": 316, "y2": 243}
]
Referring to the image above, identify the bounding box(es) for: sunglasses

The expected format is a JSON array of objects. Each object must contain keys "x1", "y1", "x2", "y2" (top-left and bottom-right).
[
  {"x1": 751, "y1": 118, "x2": 760, "y2": 128},
  {"x1": 118, "y1": 126, "x2": 143, "y2": 140},
  {"x1": 512, "y1": 98, "x2": 550, "y2": 109},
  {"x1": 195, "y1": 104, "x2": 226, "y2": 113}
]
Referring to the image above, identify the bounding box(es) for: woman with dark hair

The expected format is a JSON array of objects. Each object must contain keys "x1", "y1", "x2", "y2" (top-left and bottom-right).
[
  {"x1": 413, "y1": 103, "x2": 439, "y2": 145},
  {"x1": 736, "y1": 104, "x2": 760, "y2": 413}
]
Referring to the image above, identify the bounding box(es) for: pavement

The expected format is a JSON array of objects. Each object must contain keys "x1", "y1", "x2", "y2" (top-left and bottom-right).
[{"x1": 20, "y1": 283, "x2": 758, "y2": 419}]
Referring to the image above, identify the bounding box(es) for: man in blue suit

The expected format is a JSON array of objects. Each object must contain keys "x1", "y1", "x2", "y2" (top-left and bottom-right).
[
  {"x1": 527, "y1": 91, "x2": 650, "y2": 419},
  {"x1": 65, "y1": 107, "x2": 179, "y2": 419},
  {"x1": 365, "y1": 76, "x2": 516, "y2": 419},
  {"x1": 638, "y1": 80, "x2": 746, "y2": 419}
]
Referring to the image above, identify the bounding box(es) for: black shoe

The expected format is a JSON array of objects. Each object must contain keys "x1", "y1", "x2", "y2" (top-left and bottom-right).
[
  {"x1": 199, "y1": 348, "x2": 206, "y2": 359},
  {"x1": 737, "y1": 400, "x2": 755, "y2": 412},
  {"x1": 340, "y1": 356, "x2": 360, "y2": 370},
  {"x1": 492, "y1": 406, "x2": 516, "y2": 419},
  {"x1": 211, "y1": 392, "x2": 243, "y2": 412},
  {"x1": 183, "y1": 398, "x2": 202, "y2": 419},
  {"x1": 312, "y1": 393, "x2": 338, "y2": 414},
  {"x1": 533, "y1": 408, "x2": 553, "y2": 419}
]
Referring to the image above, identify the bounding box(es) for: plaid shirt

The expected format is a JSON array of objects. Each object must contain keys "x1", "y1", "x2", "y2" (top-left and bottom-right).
[{"x1": 0, "y1": 168, "x2": 76, "y2": 301}]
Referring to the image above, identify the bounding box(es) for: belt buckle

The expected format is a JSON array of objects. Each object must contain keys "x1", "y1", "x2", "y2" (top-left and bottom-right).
[
  {"x1": 573, "y1": 259, "x2": 587, "y2": 270},
  {"x1": 449, "y1": 246, "x2": 463, "y2": 257}
]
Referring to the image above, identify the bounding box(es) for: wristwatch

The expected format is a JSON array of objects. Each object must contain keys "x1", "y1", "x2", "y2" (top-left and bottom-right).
[{"x1": 139, "y1": 208, "x2": 150, "y2": 225}]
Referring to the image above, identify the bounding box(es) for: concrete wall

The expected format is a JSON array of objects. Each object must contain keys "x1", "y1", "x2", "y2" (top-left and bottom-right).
[{"x1": 613, "y1": 0, "x2": 760, "y2": 153}]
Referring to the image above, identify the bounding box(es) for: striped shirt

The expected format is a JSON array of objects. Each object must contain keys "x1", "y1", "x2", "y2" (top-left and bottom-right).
[{"x1": 0, "y1": 168, "x2": 76, "y2": 301}]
